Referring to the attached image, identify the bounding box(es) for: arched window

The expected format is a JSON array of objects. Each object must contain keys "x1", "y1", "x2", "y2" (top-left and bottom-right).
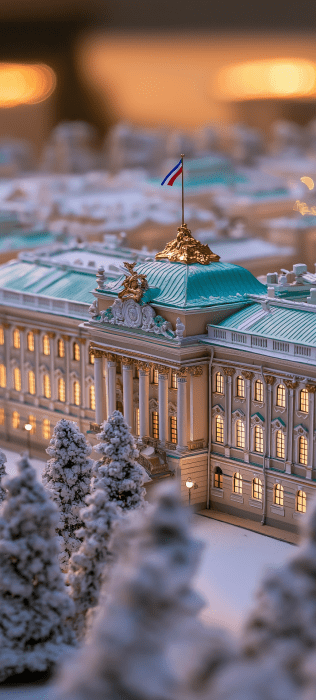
[
  {"x1": 170, "y1": 416, "x2": 177, "y2": 443},
  {"x1": 215, "y1": 415, "x2": 224, "y2": 443},
  {"x1": 274, "y1": 483, "x2": 284, "y2": 506},
  {"x1": 89, "y1": 384, "x2": 95, "y2": 410},
  {"x1": 73, "y1": 381, "x2": 80, "y2": 406},
  {"x1": 236, "y1": 376, "x2": 245, "y2": 398},
  {"x1": 276, "y1": 430, "x2": 285, "y2": 459},
  {"x1": 214, "y1": 466, "x2": 223, "y2": 489},
  {"x1": 153, "y1": 368, "x2": 159, "y2": 384},
  {"x1": 14, "y1": 367, "x2": 21, "y2": 392},
  {"x1": 42, "y1": 418, "x2": 51, "y2": 440},
  {"x1": 43, "y1": 374, "x2": 51, "y2": 399},
  {"x1": 89, "y1": 350, "x2": 95, "y2": 365},
  {"x1": 297, "y1": 490, "x2": 307, "y2": 513},
  {"x1": 152, "y1": 411, "x2": 159, "y2": 439},
  {"x1": 13, "y1": 329, "x2": 20, "y2": 349},
  {"x1": 27, "y1": 332, "x2": 34, "y2": 352},
  {"x1": 58, "y1": 339, "x2": 65, "y2": 358},
  {"x1": 233, "y1": 472, "x2": 242, "y2": 494},
  {"x1": 236, "y1": 420, "x2": 245, "y2": 448},
  {"x1": 254, "y1": 379, "x2": 263, "y2": 402},
  {"x1": 28, "y1": 371, "x2": 36, "y2": 395},
  {"x1": 12, "y1": 410, "x2": 20, "y2": 429},
  {"x1": 0, "y1": 364, "x2": 6, "y2": 388},
  {"x1": 42, "y1": 335, "x2": 50, "y2": 356},
  {"x1": 254, "y1": 425, "x2": 263, "y2": 453},
  {"x1": 28, "y1": 415, "x2": 36, "y2": 434},
  {"x1": 73, "y1": 342, "x2": 80, "y2": 361},
  {"x1": 300, "y1": 389, "x2": 309, "y2": 413},
  {"x1": 0, "y1": 326, "x2": 4, "y2": 345},
  {"x1": 276, "y1": 384, "x2": 286, "y2": 408},
  {"x1": 215, "y1": 372, "x2": 224, "y2": 394},
  {"x1": 171, "y1": 370, "x2": 177, "y2": 389},
  {"x1": 58, "y1": 377, "x2": 65, "y2": 402},
  {"x1": 253, "y1": 477, "x2": 262, "y2": 500},
  {"x1": 298, "y1": 436, "x2": 308, "y2": 465}
]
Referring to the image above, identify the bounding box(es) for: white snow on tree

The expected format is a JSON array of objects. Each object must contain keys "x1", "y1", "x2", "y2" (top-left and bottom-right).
[
  {"x1": 42, "y1": 419, "x2": 93, "y2": 572},
  {"x1": 0, "y1": 448, "x2": 7, "y2": 503},
  {"x1": 93, "y1": 410, "x2": 145, "y2": 511},
  {"x1": 54, "y1": 481, "x2": 234, "y2": 700},
  {"x1": 0, "y1": 454, "x2": 75, "y2": 683}
]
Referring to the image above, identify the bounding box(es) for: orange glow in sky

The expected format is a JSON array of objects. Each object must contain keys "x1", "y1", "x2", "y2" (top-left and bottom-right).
[
  {"x1": 0, "y1": 64, "x2": 56, "y2": 108},
  {"x1": 217, "y1": 59, "x2": 316, "y2": 100}
]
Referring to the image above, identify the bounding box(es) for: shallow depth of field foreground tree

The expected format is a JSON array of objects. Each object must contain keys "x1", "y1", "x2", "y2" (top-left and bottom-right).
[
  {"x1": 0, "y1": 454, "x2": 75, "y2": 682},
  {"x1": 0, "y1": 448, "x2": 7, "y2": 503},
  {"x1": 42, "y1": 419, "x2": 93, "y2": 571}
]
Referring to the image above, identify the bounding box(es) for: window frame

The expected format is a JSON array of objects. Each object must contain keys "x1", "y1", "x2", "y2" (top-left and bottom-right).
[
  {"x1": 299, "y1": 388, "x2": 309, "y2": 413},
  {"x1": 27, "y1": 332, "x2": 35, "y2": 352},
  {"x1": 215, "y1": 415, "x2": 224, "y2": 444},
  {"x1": 297, "y1": 489, "x2": 307, "y2": 513},
  {"x1": 276, "y1": 383, "x2": 286, "y2": 408},
  {"x1": 298, "y1": 435, "x2": 308, "y2": 465},
  {"x1": 58, "y1": 339, "x2": 65, "y2": 358},
  {"x1": 215, "y1": 372, "x2": 224, "y2": 394},
  {"x1": 214, "y1": 467, "x2": 223, "y2": 489},
  {"x1": 254, "y1": 379, "x2": 263, "y2": 403},
  {"x1": 254, "y1": 424, "x2": 264, "y2": 453},
  {"x1": 276, "y1": 429, "x2": 285, "y2": 459},
  {"x1": 171, "y1": 370, "x2": 178, "y2": 389},
  {"x1": 12, "y1": 410, "x2": 20, "y2": 429},
  {"x1": 152, "y1": 410, "x2": 159, "y2": 439},
  {"x1": 274, "y1": 483, "x2": 284, "y2": 506},
  {"x1": 58, "y1": 377, "x2": 66, "y2": 402},
  {"x1": 252, "y1": 477, "x2": 263, "y2": 500},
  {"x1": 28, "y1": 370, "x2": 36, "y2": 395},
  {"x1": 233, "y1": 472, "x2": 242, "y2": 494},
  {"x1": 42, "y1": 334, "x2": 50, "y2": 356},
  {"x1": 170, "y1": 415, "x2": 177, "y2": 443},
  {"x1": 236, "y1": 419, "x2": 245, "y2": 449},
  {"x1": 0, "y1": 363, "x2": 6, "y2": 388},
  {"x1": 14, "y1": 367, "x2": 21, "y2": 392},
  {"x1": 73, "y1": 380, "x2": 81, "y2": 406},
  {"x1": 236, "y1": 375, "x2": 245, "y2": 398},
  {"x1": 73, "y1": 342, "x2": 80, "y2": 362},
  {"x1": 42, "y1": 418, "x2": 51, "y2": 440},
  {"x1": 43, "y1": 374, "x2": 51, "y2": 399},
  {"x1": 13, "y1": 329, "x2": 20, "y2": 349}
]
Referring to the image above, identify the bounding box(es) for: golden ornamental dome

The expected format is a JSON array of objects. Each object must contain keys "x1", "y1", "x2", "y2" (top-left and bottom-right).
[{"x1": 155, "y1": 224, "x2": 220, "y2": 265}]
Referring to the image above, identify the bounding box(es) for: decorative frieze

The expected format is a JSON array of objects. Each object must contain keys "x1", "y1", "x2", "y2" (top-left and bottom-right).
[
  {"x1": 188, "y1": 366, "x2": 203, "y2": 376},
  {"x1": 241, "y1": 370, "x2": 253, "y2": 380},
  {"x1": 156, "y1": 364, "x2": 169, "y2": 376},
  {"x1": 306, "y1": 384, "x2": 316, "y2": 393},
  {"x1": 284, "y1": 379, "x2": 298, "y2": 389},
  {"x1": 176, "y1": 367, "x2": 187, "y2": 378},
  {"x1": 264, "y1": 375, "x2": 275, "y2": 385},
  {"x1": 92, "y1": 294, "x2": 175, "y2": 340},
  {"x1": 121, "y1": 356, "x2": 134, "y2": 367},
  {"x1": 223, "y1": 367, "x2": 235, "y2": 376}
]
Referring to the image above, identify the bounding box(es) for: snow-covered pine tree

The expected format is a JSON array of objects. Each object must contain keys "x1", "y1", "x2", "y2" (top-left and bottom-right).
[
  {"x1": 42, "y1": 419, "x2": 93, "y2": 572},
  {"x1": 93, "y1": 410, "x2": 145, "y2": 511},
  {"x1": 0, "y1": 454, "x2": 75, "y2": 682},
  {"x1": 0, "y1": 448, "x2": 7, "y2": 503}
]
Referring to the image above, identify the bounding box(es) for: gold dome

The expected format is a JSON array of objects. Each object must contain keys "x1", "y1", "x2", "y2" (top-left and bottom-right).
[{"x1": 155, "y1": 224, "x2": 220, "y2": 265}]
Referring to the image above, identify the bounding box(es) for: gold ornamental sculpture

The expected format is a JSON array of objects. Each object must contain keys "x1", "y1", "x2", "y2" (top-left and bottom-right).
[
  {"x1": 118, "y1": 262, "x2": 149, "y2": 302},
  {"x1": 155, "y1": 223, "x2": 220, "y2": 265}
]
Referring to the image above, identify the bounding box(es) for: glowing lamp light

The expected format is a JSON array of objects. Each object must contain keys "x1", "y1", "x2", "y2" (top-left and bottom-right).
[
  {"x1": 186, "y1": 478, "x2": 194, "y2": 490},
  {"x1": 24, "y1": 424, "x2": 32, "y2": 432},
  {"x1": 0, "y1": 63, "x2": 56, "y2": 108},
  {"x1": 217, "y1": 59, "x2": 316, "y2": 101}
]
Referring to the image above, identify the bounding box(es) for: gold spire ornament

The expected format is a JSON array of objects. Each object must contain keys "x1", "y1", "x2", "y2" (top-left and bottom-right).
[
  {"x1": 118, "y1": 262, "x2": 149, "y2": 302},
  {"x1": 155, "y1": 224, "x2": 220, "y2": 265}
]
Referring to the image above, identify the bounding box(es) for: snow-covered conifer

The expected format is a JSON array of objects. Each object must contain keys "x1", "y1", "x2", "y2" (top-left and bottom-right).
[
  {"x1": 0, "y1": 454, "x2": 75, "y2": 682},
  {"x1": 93, "y1": 410, "x2": 145, "y2": 511},
  {"x1": 42, "y1": 418, "x2": 93, "y2": 571},
  {"x1": 0, "y1": 448, "x2": 7, "y2": 503}
]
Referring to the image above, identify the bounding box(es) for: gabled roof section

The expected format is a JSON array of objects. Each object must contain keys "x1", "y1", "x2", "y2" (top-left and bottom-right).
[{"x1": 0, "y1": 260, "x2": 95, "y2": 306}]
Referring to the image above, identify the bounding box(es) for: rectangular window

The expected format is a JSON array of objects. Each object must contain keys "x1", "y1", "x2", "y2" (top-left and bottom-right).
[
  {"x1": 170, "y1": 416, "x2": 177, "y2": 443},
  {"x1": 215, "y1": 416, "x2": 224, "y2": 444},
  {"x1": 12, "y1": 410, "x2": 20, "y2": 429},
  {"x1": 233, "y1": 472, "x2": 242, "y2": 494},
  {"x1": 152, "y1": 411, "x2": 159, "y2": 439},
  {"x1": 254, "y1": 426, "x2": 263, "y2": 453},
  {"x1": 89, "y1": 384, "x2": 95, "y2": 410},
  {"x1": 42, "y1": 418, "x2": 50, "y2": 440},
  {"x1": 28, "y1": 415, "x2": 36, "y2": 434},
  {"x1": 297, "y1": 490, "x2": 306, "y2": 513},
  {"x1": 28, "y1": 371, "x2": 36, "y2": 395},
  {"x1": 236, "y1": 420, "x2": 245, "y2": 449},
  {"x1": 237, "y1": 376, "x2": 245, "y2": 398},
  {"x1": 299, "y1": 436, "x2": 308, "y2": 466},
  {"x1": 27, "y1": 332, "x2": 35, "y2": 352},
  {"x1": 0, "y1": 326, "x2": 4, "y2": 345},
  {"x1": 14, "y1": 367, "x2": 21, "y2": 392},
  {"x1": 89, "y1": 350, "x2": 94, "y2": 365},
  {"x1": 253, "y1": 478, "x2": 262, "y2": 500},
  {"x1": 135, "y1": 408, "x2": 140, "y2": 435},
  {"x1": 171, "y1": 371, "x2": 178, "y2": 389},
  {"x1": 13, "y1": 329, "x2": 20, "y2": 349},
  {"x1": 276, "y1": 384, "x2": 286, "y2": 408},
  {"x1": 276, "y1": 430, "x2": 285, "y2": 459},
  {"x1": 73, "y1": 381, "x2": 81, "y2": 406},
  {"x1": 300, "y1": 389, "x2": 309, "y2": 413},
  {"x1": 0, "y1": 407, "x2": 4, "y2": 425},
  {"x1": 42, "y1": 335, "x2": 50, "y2": 356},
  {"x1": 0, "y1": 364, "x2": 6, "y2": 388},
  {"x1": 58, "y1": 339, "x2": 65, "y2": 358},
  {"x1": 43, "y1": 374, "x2": 51, "y2": 399},
  {"x1": 73, "y1": 343, "x2": 80, "y2": 361},
  {"x1": 58, "y1": 378, "x2": 66, "y2": 403},
  {"x1": 215, "y1": 372, "x2": 224, "y2": 394},
  {"x1": 153, "y1": 368, "x2": 159, "y2": 384}
]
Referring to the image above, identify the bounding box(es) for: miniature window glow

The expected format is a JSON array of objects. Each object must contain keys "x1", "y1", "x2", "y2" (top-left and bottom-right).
[
  {"x1": 0, "y1": 364, "x2": 6, "y2": 388},
  {"x1": 135, "y1": 407, "x2": 140, "y2": 435},
  {"x1": 58, "y1": 378, "x2": 65, "y2": 402},
  {"x1": 215, "y1": 415, "x2": 224, "y2": 443},
  {"x1": 233, "y1": 472, "x2": 242, "y2": 494},
  {"x1": 274, "y1": 483, "x2": 284, "y2": 506},
  {"x1": 58, "y1": 339, "x2": 65, "y2": 358},
  {"x1": 215, "y1": 372, "x2": 224, "y2": 394},
  {"x1": 237, "y1": 376, "x2": 245, "y2": 398},
  {"x1": 171, "y1": 370, "x2": 178, "y2": 389},
  {"x1": 0, "y1": 327, "x2": 4, "y2": 345},
  {"x1": 27, "y1": 332, "x2": 34, "y2": 352},
  {"x1": 42, "y1": 335, "x2": 50, "y2": 356},
  {"x1": 276, "y1": 430, "x2": 285, "y2": 459},
  {"x1": 14, "y1": 367, "x2": 21, "y2": 392},
  {"x1": 254, "y1": 425, "x2": 263, "y2": 453},
  {"x1": 73, "y1": 342, "x2": 80, "y2": 361},
  {"x1": 89, "y1": 384, "x2": 95, "y2": 410},
  {"x1": 28, "y1": 415, "x2": 36, "y2": 434},
  {"x1": 12, "y1": 410, "x2": 20, "y2": 429},
  {"x1": 236, "y1": 420, "x2": 245, "y2": 448},
  {"x1": 42, "y1": 418, "x2": 51, "y2": 440},
  {"x1": 297, "y1": 489, "x2": 307, "y2": 513},
  {"x1": 253, "y1": 477, "x2": 262, "y2": 500},
  {"x1": 73, "y1": 381, "x2": 80, "y2": 406},
  {"x1": 298, "y1": 436, "x2": 308, "y2": 465},
  {"x1": 254, "y1": 379, "x2": 263, "y2": 402},
  {"x1": 300, "y1": 388, "x2": 309, "y2": 413},
  {"x1": 152, "y1": 410, "x2": 159, "y2": 439},
  {"x1": 214, "y1": 466, "x2": 223, "y2": 488},
  {"x1": 0, "y1": 408, "x2": 4, "y2": 425},
  {"x1": 153, "y1": 368, "x2": 159, "y2": 384},
  {"x1": 89, "y1": 351, "x2": 95, "y2": 365},
  {"x1": 43, "y1": 374, "x2": 51, "y2": 399},
  {"x1": 276, "y1": 384, "x2": 286, "y2": 407},
  {"x1": 170, "y1": 416, "x2": 177, "y2": 443},
  {"x1": 135, "y1": 366, "x2": 139, "y2": 379},
  {"x1": 28, "y1": 371, "x2": 36, "y2": 395},
  {"x1": 13, "y1": 329, "x2": 20, "y2": 349}
]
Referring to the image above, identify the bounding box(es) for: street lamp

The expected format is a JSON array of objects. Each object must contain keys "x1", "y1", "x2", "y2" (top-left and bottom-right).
[
  {"x1": 24, "y1": 423, "x2": 32, "y2": 457},
  {"x1": 185, "y1": 476, "x2": 198, "y2": 506}
]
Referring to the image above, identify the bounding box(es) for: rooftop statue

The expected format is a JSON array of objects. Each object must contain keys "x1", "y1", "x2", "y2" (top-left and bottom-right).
[
  {"x1": 155, "y1": 223, "x2": 220, "y2": 265},
  {"x1": 117, "y1": 262, "x2": 149, "y2": 302}
]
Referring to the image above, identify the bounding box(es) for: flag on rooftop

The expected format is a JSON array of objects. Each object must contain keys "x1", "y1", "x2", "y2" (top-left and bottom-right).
[{"x1": 161, "y1": 158, "x2": 183, "y2": 186}]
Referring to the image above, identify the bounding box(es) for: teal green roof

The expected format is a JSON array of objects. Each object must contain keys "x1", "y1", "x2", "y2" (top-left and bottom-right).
[
  {"x1": 0, "y1": 230, "x2": 56, "y2": 251},
  {"x1": 0, "y1": 260, "x2": 95, "y2": 305},
  {"x1": 104, "y1": 260, "x2": 266, "y2": 309},
  {"x1": 218, "y1": 302, "x2": 316, "y2": 347}
]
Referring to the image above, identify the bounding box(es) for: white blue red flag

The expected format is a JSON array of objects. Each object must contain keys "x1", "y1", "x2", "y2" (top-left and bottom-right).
[{"x1": 161, "y1": 158, "x2": 182, "y2": 186}]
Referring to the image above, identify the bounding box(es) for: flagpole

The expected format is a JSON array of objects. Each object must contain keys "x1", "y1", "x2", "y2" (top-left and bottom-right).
[{"x1": 181, "y1": 153, "x2": 185, "y2": 226}]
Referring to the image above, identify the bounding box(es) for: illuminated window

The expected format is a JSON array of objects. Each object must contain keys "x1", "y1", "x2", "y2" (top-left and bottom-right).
[
  {"x1": 214, "y1": 466, "x2": 223, "y2": 489},
  {"x1": 297, "y1": 489, "x2": 307, "y2": 513},
  {"x1": 0, "y1": 364, "x2": 6, "y2": 388},
  {"x1": 276, "y1": 384, "x2": 286, "y2": 408},
  {"x1": 73, "y1": 381, "x2": 80, "y2": 406},
  {"x1": 135, "y1": 407, "x2": 140, "y2": 435},
  {"x1": 58, "y1": 339, "x2": 65, "y2": 358},
  {"x1": 152, "y1": 411, "x2": 159, "y2": 439},
  {"x1": 170, "y1": 415, "x2": 177, "y2": 443},
  {"x1": 276, "y1": 430, "x2": 285, "y2": 459},
  {"x1": 42, "y1": 418, "x2": 51, "y2": 440},
  {"x1": 0, "y1": 407, "x2": 4, "y2": 425},
  {"x1": 28, "y1": 371, "x2": 36, "y2": 395},
  {"x1": 73, "y1": 342, "x2": 80, "y2": 361},
  {"x1": 254, "y1": 425, "x2": 263, "y2": 453},
  {"x1": 27, "y1": 332, "x2": 34, "y2": 352},
  {"x1": 171, "y1": 371, "x2": 178, "y2": 389},
  {"x1": 215, "y1": 415, "x2": 224, "y2": 444},
  {"x1": 12, "y1": 410, "x2": 20, "y2": 429},
  {"x1": 0, "y1": 326, "x2": 4, "y2": 345},
  {"x1": 274, "y1": 483, "x2": 284, "y2": 506},
  {"x1": 42, "y1": 335, "x2": 50, "y2": 355},
  {"x1": 89, "y1": 384, "x2": 95, "y2": 410},
  {"x1": 253, "y1": 477, "x2": 262, "y2": 500},
  {"x1": 43, "y1": 374, "x2": 51, "y2": 399},
  {"x1": 58, "y1": 378, "x2": 65, "y2": 403},
  {"x1": 13, "y1": 329, "x2": 20, "y2": 349},
  {"x1": 89, "y1": 350, "x2": 94, "y2": 365},
  {"x1": 135, "y1": 366, "x2": 139, "y2": 379},
  {"x1": 233, "y1": 472, "x2": 242, "y2": 494},
  {"x1": 28, "y1": 415, "x2": 36, "y2": 434},
  {"x1": 300, "y1": 388, "x2": 309, "y2": 413},
  {"x1": 236, "y1": 376, "x2": 245, "y2": 398},
  {"x1": 215, "y1": 372, "x2": 224, "y2": 394},
  {"x1": 14, "y1": 367, "x2": 21, "y2": 392},
  {"x1": 153, "y1": 368, "x2": 159, "y2": 384},
  {"x1": 254, "y1": 379, "x2": 263, "y2": 402},
  {"x1": 236, "y1": 420, "x2": 245, "y2": 449},
  {"x1": 298, "y1": 436, "x2": 308, "y2": 465}
]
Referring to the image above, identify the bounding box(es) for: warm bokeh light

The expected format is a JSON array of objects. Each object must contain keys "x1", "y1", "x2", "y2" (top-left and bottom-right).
[
  {"x1": 0, "y1": 64, "x2": 56, "y2": 108},
  {"x1": 217, "y1": 59, "x2": 316, "y2": 101},
  {"x1": 301, "y1": 176, "x2": 315, "y2": 190}
]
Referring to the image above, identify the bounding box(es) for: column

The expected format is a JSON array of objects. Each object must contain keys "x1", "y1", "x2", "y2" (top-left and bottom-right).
[
  {"x1": 307, "y1": 384, "x2": 316, "y2": 479},
  {"x1": 264, "y1": 375, "x2": 275, "y2": 461},
  {"x1": 176, "y1": 369, "x2": 188, "y2": 452},
  {"x1": 94, "y1": 350, "x2": 105, "y2": 425},
  {"x1": 107, "y1": 353, "x2": 117, "y2": 416},
  {"x1": 285, "y1": 380, "x2": 296, "y2": 474},
  {"x1": 188, "y1": 366, "x2": 203, "y2": 443},
  {"x1": 61, "y1": 335, "x2": 70, "y2": 414},
  {"x1": 242, "y1": 371, "x2": 253, "y2": 461},
  {"x1": 47, "y1": 332, "x2": 56, "y2": 402},
  {"x1": 138, "y1": 362, "x2": 150, "y2": 439},
  {"x1": 157, "y1": 365, "x2": 169, "y2": 445},
  {"x1": 3, "y1": 323, "x2": 11, "y2": 395},
  {"x1": 122, "y1": 357, "x2": 134, "y2": 431},
  {"x1": 223, "y1": 367, "x2": 235, "y2": 455},
  {"x1": 18, "y1": 326, "x2": 25, "y2": 398},
  {"x1": 32, "y1": 329, "x2": 40, "y2": 406}
]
